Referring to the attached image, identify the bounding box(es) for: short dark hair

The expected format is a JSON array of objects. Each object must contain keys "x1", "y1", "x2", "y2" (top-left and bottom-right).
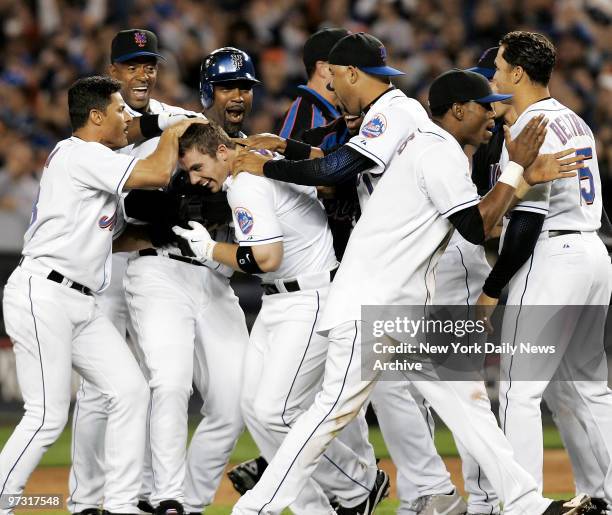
[
  {"x1": 68, "y1": 76, "x2": 122, "y2": 130},
  {"x1": 179, "y1": 121, "x2": 235, "y2": 158},
  {"x1": 499, "y1": 31, "x2": 556, "y2": 86},
  {"x1": 430, "y1": 102, "x2": 454, "y2": 118}
]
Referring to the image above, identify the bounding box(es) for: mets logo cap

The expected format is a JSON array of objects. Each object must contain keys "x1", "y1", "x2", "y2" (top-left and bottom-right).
[
  {"x1": 111, "y1": 29, "x2": 165, "y2": 63},
  {"x1": 328, "y1": 32, "x2": 404, "y2": 76},
  {"x1": 428, "y1": 69, "x2": 512, "y2": 110}
]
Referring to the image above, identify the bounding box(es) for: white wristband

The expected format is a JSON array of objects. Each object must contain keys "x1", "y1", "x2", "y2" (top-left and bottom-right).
[
  {"x1": 204, "y1": 240, "x2": 217, "y2": 262},
  {"x1": 497, "y1": 161, "x2": 524, "y2": 189}
]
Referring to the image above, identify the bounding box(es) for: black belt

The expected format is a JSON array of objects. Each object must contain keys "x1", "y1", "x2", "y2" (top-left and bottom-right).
[
  {"x1": 19, "y1": 257, "x2": 92, "y2": 295},
  {"x1": 138, "y1": 248, "x2": 204, "y2": 267},
  {"x1": 548, "y1": 230, "x2": 581, "y2": 237},
  {"x1": 262, "y1": 268, "x2": 337, "y2": 295}
]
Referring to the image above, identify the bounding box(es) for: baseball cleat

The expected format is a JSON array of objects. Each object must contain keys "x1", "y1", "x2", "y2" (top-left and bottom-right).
[
  {"x1": 335, "y1": 469, "x2": 390, "y2": 514},
  {"x1": 411, "y1": 490, "x2": 467, "y2": 515},
  {"x1": 589, "y1": 498, "x2": 609, "y2": 514},
  {"x1": 153, "y1": 499, "x2": 184, "y2": 515},
  {"x1": 73, "y1": 510, "x2": 101, "y2": 515},
  {"x1": 227, "y1": 456, "x2": 268, "y2": 495},
  {"x1": 541, "y1": 494, "x2": 595, "y2": 514},
  {"x1": 137, "y1": 500, "x2": 154, "y2": 514}
]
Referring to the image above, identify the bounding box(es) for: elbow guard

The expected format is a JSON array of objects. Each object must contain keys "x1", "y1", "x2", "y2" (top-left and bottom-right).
[{"x1": 236, "y1": 246, "x2": 264, "y2": 274}]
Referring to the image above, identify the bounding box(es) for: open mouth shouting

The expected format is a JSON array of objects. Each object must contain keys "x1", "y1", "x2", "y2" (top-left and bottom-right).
[
  {"x1": 225, "y1": 104, "x2": 245, "y2": 124},
  {"x1": 132, "y1": 85, "x2": 149, "y2": 102}
]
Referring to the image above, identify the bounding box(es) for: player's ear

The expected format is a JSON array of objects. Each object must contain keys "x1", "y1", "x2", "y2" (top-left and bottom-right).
[
  {"x1": 348, "y1": 66, "x2": 359, "y2": 85},
  {"x1": 89, "y1": 108, "x2": 104, "y2": 126},
  {"x1": 451, "y1": 103, "x2": 464, "y2": 121},
  {"x1": 109, "y1": 64, "x2": 117, "y2": 78},
  {"x1": 217, "y1": 144, "x2": 228, "y2": 160},
  {"x1": 512, "y1": 65, "x2": 524, "y2": 85}
]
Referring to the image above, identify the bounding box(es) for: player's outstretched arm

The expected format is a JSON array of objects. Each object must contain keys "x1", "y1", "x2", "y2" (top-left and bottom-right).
[
  {"x1": 231, "y1": 145, "x2": 375, "y2": 186},
  {"x1": 233, "y1": 134, "x2": 324, "y2": 159},
  {"x1": 124, "y1": 119, "x2": 207, "y2": 190},
  {"x1": 172, "y1": 221, "x2": 283, "y2": 273}
]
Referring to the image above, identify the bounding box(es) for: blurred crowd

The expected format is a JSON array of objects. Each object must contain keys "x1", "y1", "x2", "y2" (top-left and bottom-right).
[{"x1": 0, "y1": 0, "x2": 611, "y2": 242}]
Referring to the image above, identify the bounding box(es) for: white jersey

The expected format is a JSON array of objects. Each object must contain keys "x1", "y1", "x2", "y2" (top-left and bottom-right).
[
  {"x1": 500, "y1": 97, "x2": 602, "y2": 231},
  {"x1": 22, "y1": 137, "x2": 139, "y2": 292},
  {"x1": 345, "y1": 88, "x2": 429, "y2": 210},
  {"x1": 319, "y1": 120, "x2": 480, "y2": 331},
  {"x1": 225, "y1": 173, "x2": 337, "y2": 282}
]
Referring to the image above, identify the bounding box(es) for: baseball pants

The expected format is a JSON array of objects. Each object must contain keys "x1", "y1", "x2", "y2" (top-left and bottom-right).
[
  {"x1": 499, "y1": 231, "x2": 612, "y2": 504},
  {"x1": 232, "y1": 320, "x2": 553, "y2": 515},
  {"x1": 241, "y1": 287, "x2": 378, "y2": 514},
  {"x1": 68, "y1": 252, "x2": 154, "y2": 513},
  {"x1": 125, "y1": 254, "x2": 247, "y2": 510},
  {"x1": 1, "y1": 263, "x2": 149, "y2": 514}
]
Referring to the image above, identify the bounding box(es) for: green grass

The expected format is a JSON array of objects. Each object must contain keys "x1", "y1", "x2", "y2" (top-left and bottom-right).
[{"x1": 0, "y1": 419, "x2": 566, "y2": 467}]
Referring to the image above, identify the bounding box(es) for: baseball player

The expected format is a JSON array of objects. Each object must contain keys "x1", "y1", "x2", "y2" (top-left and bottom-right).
[
  {"x1": 0, "y1": 76, "x2": 202, "y2": 515},
  {"x1": 224, "y1": 31, "x2": 591, "y2": 515},
  {"x1": 234, "y1": 33, "x2": 471, "y2": 514},
  {"x1": 174, "y1": 121, "x2": 393, "y2": 515},
  {"x1": 460, "y1": 46, "x2": 609, "y2": 515},
  {"x1": 66, "y1": 30, "x2": 209, "y2": 515},
  {"x1": 277, "y1": 28, "x2": 347, "y2": 141},
  {"x1": 120, "y1": 47, "x2": 262, "y2": 515},
  {"x1": 229, "y1": 30, "x2": 466, "y2": 515},
  {"x1": 477, "y1": 31, "x2": 612, "y2": 511}
]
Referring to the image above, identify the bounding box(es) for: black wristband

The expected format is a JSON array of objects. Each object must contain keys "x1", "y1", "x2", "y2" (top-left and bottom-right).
[
  {"x1": 140, "y1": 114, "x2": 162, "y2": 139},
  {"x1": 284, "y1": 138, "x2": 312, "y2": 160},
  {"x1": 236, "y1": 246, "x2": 264, "y2": 274},
  {"x1": 482, "y1": 278, "x2": 502, "y2": 299}
]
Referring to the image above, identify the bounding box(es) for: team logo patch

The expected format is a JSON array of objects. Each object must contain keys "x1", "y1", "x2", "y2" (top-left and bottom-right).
[
  {"x1": 134, "y1": 31, "x2": 147, "y2": 47},
  {"x1": 235, "y1": 207, "x2": 254, "y2": 235},
  {"x1": 99, "y1": 211, "x2": 117, "y2": 231},
  {"x1": 379, "y1": 45, "x2": 387, "y2": 61},
  {"x1": 361, "y1": 113, "x2": 387, "y2": 138},
  {"x1": 231, "y1": 53, "x2": 244, "y2": 70}
]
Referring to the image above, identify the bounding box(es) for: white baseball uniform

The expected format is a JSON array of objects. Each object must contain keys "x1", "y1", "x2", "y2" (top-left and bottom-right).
[
  {"x1": 87, "y1": 100, "x2": 249, "y2": 511},
  {"x1": 497, "y1": 98, "x2": 612, "y2": 503},
  {"x1": 225, "y1": 171, "x2": 381, "y2": 514},
  {"x1": 67, "y1": 98, "x2": 196, "y2": 513},
  {"x1": 233, "y1": 119, "x2": 556, "y2": 515},
  {"x1": 341, "y1": 89, "x2": 476, "y2": 515},
  {"x1": 0, "y1": 137, "x2": 150, "y2": 515},
  {"x1": 372, "y1": 230, "x2": 499, "y2": 515}
]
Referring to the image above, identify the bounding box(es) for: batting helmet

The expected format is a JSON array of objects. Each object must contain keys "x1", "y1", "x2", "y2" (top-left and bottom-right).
[{"x1": 199, "y1": 47, "x2": 260, "y2": 109}]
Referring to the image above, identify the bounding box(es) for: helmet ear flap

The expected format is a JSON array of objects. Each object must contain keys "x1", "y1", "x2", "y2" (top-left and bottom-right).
[{"x1": 200, "y1": 82, "x2": 214, "y2": 110}]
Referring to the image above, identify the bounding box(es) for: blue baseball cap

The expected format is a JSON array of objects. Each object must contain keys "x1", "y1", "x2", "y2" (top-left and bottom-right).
[
  {"x1": 428, "y1": 69, "x2": 512, "y2": 110},
  {"x1": 328, "y1": 33, "x2": 404, "y2": 76},
  {"x1": 466, "y1": 46, "x2": 498, "y2": 80}
]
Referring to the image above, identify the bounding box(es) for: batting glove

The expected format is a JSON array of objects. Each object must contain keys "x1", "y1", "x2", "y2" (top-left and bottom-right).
[
  {"x1": 172, "y1": 221, "x2": 216, "y2": 262},
  {"x1": 158, "y1": 112, "x2": 207, "y2": 130}
]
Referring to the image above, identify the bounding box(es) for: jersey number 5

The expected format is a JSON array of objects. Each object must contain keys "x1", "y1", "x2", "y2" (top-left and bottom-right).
[{"x1": 577, "y1": 147, "x2": 595, "y2": 205}]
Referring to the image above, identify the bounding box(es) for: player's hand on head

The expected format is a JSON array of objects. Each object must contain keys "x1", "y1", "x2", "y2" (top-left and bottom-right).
[
  {"x1": 165, "y1": 117, "x2": 209, "y2": 138},
  {"x1": 504, "y1": 113, "x2": 548, "y2": 169},
  {"x1": 475, "y1": 292, "x2": 498, "y2": 334},
  {"x1": 523, "y1": 148, "x2": 585, "y2": 186},
  {"x1": 232, "y1": 133, "x2": 286, "y2": 153},
  {"x1": 231, "y1": 147, "x2": 273, "y2": 178},
  {"x1": 172, "y1": 221, "x2": 216, "y2": 262}
]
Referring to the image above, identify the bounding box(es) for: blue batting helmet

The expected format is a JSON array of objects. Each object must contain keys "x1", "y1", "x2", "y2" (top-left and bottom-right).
[{"x1": 199, "y1": 47, "x2": 260, "y2": 109}]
